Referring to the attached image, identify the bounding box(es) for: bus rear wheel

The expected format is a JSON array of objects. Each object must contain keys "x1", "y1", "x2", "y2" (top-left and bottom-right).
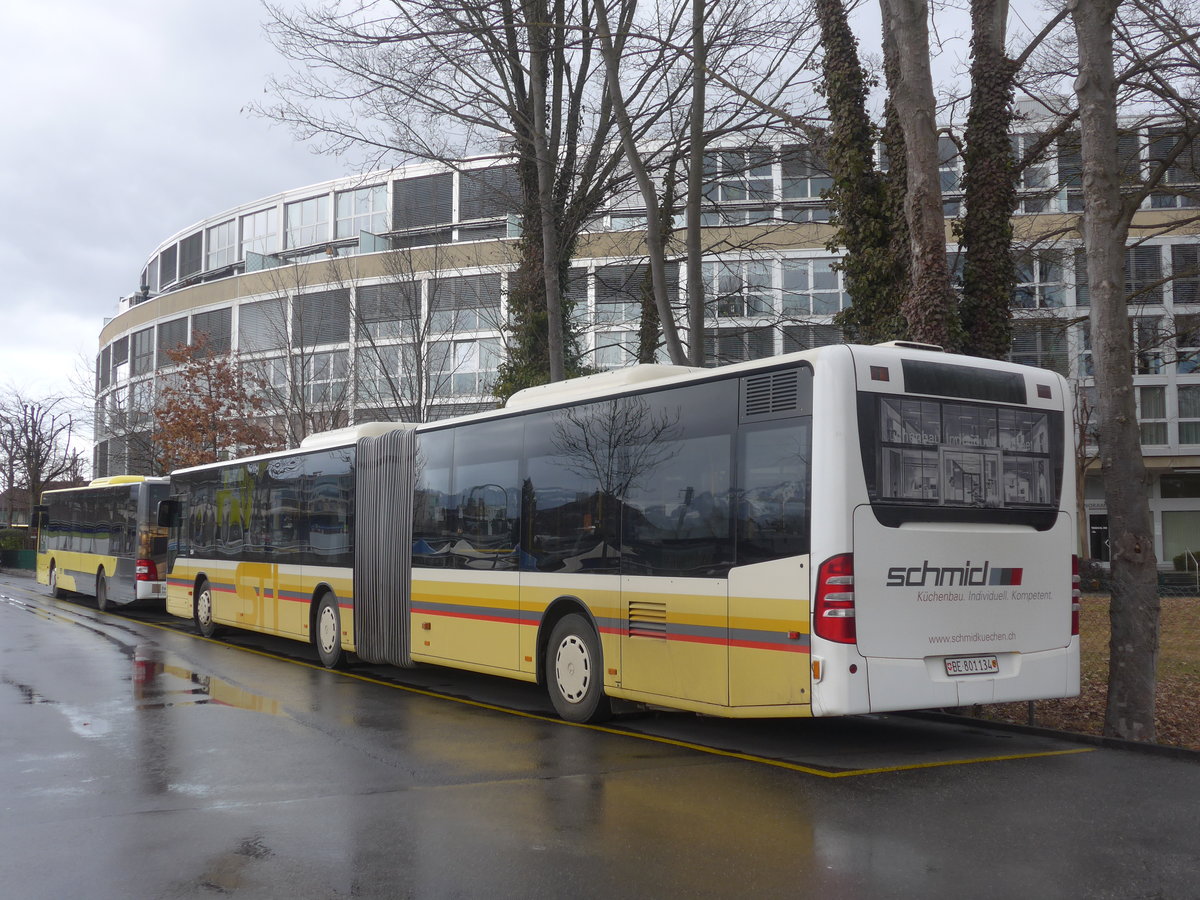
[
  {"x1": 545, "y1": 613, "x2": 612, "y2": 723},
  {"x1": 95, "y1": 571, "x2": 109, "y2": 612},
  {"x1": 314, "y1": 593, "x2": 344, "y2": 669},
  {"x1": 194, "y1": 579, "x2": 218, "y2": 638}
]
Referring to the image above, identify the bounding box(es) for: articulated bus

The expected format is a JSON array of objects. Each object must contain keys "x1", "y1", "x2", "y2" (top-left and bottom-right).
[
  {"x1": 36, "y1": 476, "x2": 171, "y2": 610},
  {"x1": 162, "y1": 343, "x2": 1080, "y2": 722}
]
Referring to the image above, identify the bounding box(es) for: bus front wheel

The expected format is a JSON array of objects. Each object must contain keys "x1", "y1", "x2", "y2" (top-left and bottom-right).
[
  {"x1": 96, "y1": 571, "x2": 109, "y2": 612},
  {"x1": 48, "y1": 564, "x2": 65, "y2": 599},
  {"x1": 545, "y1": 613, "x2": 612, "y2": 724},
  {"x1": 194, "y1": 579, "x2": 218, "y2": 638},
  {"x1": 314, "y1": 593, "x2": 344, "y2": 669}
]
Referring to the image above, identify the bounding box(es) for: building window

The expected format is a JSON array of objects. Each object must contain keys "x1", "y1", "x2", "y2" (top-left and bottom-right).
[
  {"x1": 1013, "y1": 251, "x2": 1067, "y2": 308},
  {"x1": 159, "y1": 245, "x2": 178, "y2": 288},
  {"x1": 1057, "y1": 132, "x2": 1084, "y2": 212},
  {"x1": 180, "y1": 232, "x2": 203, "y2": 279},
  {"x1": 781, "y1": 144, "x2": 832, "y2": 201},
  {"x1": 429, "y1": 274, "x2": 502, "y2": 333},
  {"x1": 1148, "y1": 126, "x2": 1200, "y2": 208},
  {"x1": 706, "y1": 261, "x2": 772, "y2": 318},
  {"x1": 1132, "y1": 316, "x2": 1166, "y2": 374},
  {"x1": 1012, "y1": 133, "x2": 1054, "y2": 214},
  {"x1": 430, "y1": 338, "x2": 501, "y2": 396},
  {"x1": 1173, "y1": 245, "x2": 1200, "y2": 305},
  {"x1": 303, "y1": 350, "x2": 349, "y2": 404},
  {"x1": 704, "y1": 326, "x2": 775, "y2": 366},
  {"x1": 594, "y1": 265, "x2": 647, "y2": 325},
  {"x1": 705, "y1": 148, "x2": 774, "y2": 204},
  {"x1": 1178, "y1": 385, "x2": 1200, "y2": 444},
  {"x1": 156, "y1": 318, "x2": 189, "y2": 368},
  {"x1": 205, "y1": 220, "x2": 237, "y2": 270},
  {"x1": 239, "y1": 298, "x2": 288, "y2": 353},
  {"x1": 1126, "y1": 246, "x2": 1164, "y2": 304},
  {"x1": 336, "y1": 185, "x2": 388, "y2": 238},
  {"x1": 1138, "y1": 385, "x2": 1167, "y2": 445},
  {"x1": 781, "y1": 258, "x2": 847, "y2": 316},
  {"x1": 131, "y1": 327, "x2": 155, "y2": 377},
  {"x1": 939, "y1": 136, "x2": 963, "y2": 216},
  {"x1": 241, "y1": 208, "x2": 279, "y2": 257},
  {"x1": 594, "y1": 330, "x2": 639, "y2": 369},
  {"x1": 191, "y1": 308, "x2": 232, "y2": 356},
  {"x1": 1010, "y1": 321, "x2": 1068, "y2": 376},
  {"x1": 782, "y1": 324, "x2": 842, "y2": 352},
  {"x1": 293, "y1": 289, "x2": 351, "y2": 348},
  {"x1": 285, "y1": 195, "x2": 331, "y2": 249},
  {"x1": 1176, "y1": 313, "x2": 1200, "y2": 374},
  {"x1": 357, "y1": 282, "x2": 421, "y2": 341}
]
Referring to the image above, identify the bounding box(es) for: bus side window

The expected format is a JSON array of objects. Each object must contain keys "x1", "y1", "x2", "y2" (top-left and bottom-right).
[{"x1": 736, "y1": 419, "x2": 812, "y2": 566}]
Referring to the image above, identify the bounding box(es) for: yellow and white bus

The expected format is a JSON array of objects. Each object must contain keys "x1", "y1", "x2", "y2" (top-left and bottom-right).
[
  {"x1": 162, "y1": 343, "x2": 1080, "y2": 722},
  {"x1": 37, "y1": 476, "x2": 171, "y2": 610}
]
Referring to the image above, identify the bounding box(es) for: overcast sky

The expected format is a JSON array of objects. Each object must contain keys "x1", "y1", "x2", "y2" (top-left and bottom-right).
[
  {"x1": 0, "y1": 0, "x2": 341, "y2": 411},
  {"x1": 0, "y1": 0, "x2": 995, "y2": 426}
]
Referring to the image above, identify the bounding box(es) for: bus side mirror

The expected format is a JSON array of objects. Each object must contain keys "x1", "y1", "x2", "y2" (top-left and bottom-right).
[
  {"x1": 33, "y1": 505, "x2": 48, "y2": 529},
  {"x1": 157, "y1": 500, "x2": 182, "y2": 528}
]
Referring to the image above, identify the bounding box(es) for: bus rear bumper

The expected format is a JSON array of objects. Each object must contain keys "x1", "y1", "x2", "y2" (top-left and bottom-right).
[
  {"x1": 863, "y1": 640, "x2": 1081, "y2": 713},
  {"x1": 136, "y1": 580, "x2": 168, "y2": 602}
]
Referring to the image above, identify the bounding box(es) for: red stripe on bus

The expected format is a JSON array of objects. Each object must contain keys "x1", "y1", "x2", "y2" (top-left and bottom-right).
[{"x1": 411, "y1": 606, "x2": 524, "y2": 626}]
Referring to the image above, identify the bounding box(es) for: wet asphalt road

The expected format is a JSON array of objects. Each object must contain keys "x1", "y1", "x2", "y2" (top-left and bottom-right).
[{"x1": 1, "y1": 571, "x2": 1197, "y2": 900}]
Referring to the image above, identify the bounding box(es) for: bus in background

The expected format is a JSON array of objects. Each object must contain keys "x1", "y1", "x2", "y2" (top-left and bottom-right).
[
  {"x1": 36, "y1": 476, "x2": 171, "y2": 610},
  {"x1": 161, "y1": 343, "x2": 1079, "y2": 722}
]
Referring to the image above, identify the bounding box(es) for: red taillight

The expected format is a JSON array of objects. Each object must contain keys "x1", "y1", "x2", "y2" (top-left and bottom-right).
[
  {"x1": 815, "y1": 553, "x2": 856, "y2": 644},
  {"x1": 1071, "y1": 555, "x2": 1081, "y2": 636},
  {"x1": 136, "y1": 558, "x2": 158, "y2": 582}
]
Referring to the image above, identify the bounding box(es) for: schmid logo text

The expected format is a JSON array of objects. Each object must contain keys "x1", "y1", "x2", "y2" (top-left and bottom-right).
[{"x1": 886, "y1": 561, "x2": 1023, "y2": 588}]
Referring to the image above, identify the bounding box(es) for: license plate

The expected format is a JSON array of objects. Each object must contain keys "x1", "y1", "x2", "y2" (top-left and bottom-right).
[{"x1": 944, "y1": 655, "x2": 999, "y2": 676}]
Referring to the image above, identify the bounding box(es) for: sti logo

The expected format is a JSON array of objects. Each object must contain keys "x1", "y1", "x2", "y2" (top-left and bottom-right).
[{"x1": 885, "y1": 561, "x2": 1023, "y2": 588}]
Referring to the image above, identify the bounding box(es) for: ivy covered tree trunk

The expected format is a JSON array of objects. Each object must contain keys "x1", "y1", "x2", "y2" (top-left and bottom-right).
[
  {"x1": 958, "y1": 0, "x2": 1017, "y2": 360},
  {"x1": 816, "y1": 0, "x2": 906, "y2": 344},
  {"x1": 879, "y1": 0, "x2": 962, "y2": 351},
  {"x1": 1072, "y1": 0, "x2": 1160, "y2": 742}
]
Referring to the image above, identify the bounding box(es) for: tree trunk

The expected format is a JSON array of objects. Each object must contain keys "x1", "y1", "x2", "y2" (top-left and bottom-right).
[
  {"x1": 958, "y1": 0, "x2": 1017, "y2": 360},
  {"x1": 525, "y1": 0, "x2": 566, "y2": 382},
  {"x1": 594, "y1": 0, "x2": 687, "y2": 366},
  {"x1": 879, "y1": 0, "x2": 960, "y2": 350},
  {"x1": 686, "y1": 0, "x2": 706, "y2": 366},
  {"x1": 1071, "y1": 0, "x2": 1160, "y2": 742}
]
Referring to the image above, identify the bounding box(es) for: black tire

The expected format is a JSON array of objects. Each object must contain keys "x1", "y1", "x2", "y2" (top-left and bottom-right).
[
  {"x1": 545, "y1": 613, "x2": 611, "y2": 723},
  {"x1": 193, "y1": 578, "x2": 218, "y2": 638},
  {"x1": 96, "y1": 571, "x2": 109, "y2": 612},
  {"x1": 48, "y1": 564, "x2": 65, "y2": 599},
  {"x1": 314, "y1": 593, "x2": 344, "y2": 669}
]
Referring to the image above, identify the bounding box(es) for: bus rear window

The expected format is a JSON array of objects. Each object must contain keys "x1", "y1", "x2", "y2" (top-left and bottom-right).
[{"x1": 858, "y1": 393, "x2": 1063, "y2": 529}]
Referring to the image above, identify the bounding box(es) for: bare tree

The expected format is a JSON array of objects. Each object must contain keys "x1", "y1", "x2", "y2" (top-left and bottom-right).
[
  {"x1": 0, "y1": 393, "x2": 86, "y2": 522},
  {"x1": 239, "y1": 259, "x2": 356, "y2": 446},
  {"x1": 347, "y1": 242, "x2": 508, "y2": 421}
]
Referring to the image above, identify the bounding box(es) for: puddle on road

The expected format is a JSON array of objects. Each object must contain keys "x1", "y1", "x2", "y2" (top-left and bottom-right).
[{"x1": 132, "y1": 646, "x2": 284, "y2": 717}]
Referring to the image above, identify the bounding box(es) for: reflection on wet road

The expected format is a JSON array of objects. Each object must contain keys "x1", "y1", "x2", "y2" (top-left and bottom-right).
[{"x1": 1, "y1": 573, "x2": 1198, "y2": 899}]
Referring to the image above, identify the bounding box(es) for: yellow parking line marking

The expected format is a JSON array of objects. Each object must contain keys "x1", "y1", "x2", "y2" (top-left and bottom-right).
[{"x1": 39, "y1": 599, "x2": 1095, "y2": 778}]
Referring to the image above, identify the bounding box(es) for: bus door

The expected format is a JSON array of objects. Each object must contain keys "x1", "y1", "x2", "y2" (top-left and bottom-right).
[
  {"x1": 726, "y1": 414, "x2": 814, "y2": 708},
  {"x1": 615, "y1": 383, "x2": 738, "y2": 708}
]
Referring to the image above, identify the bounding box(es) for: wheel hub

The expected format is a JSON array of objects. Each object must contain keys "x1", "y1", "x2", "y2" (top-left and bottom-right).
[{"x1": 555, "y1": 635, "x2": 591, "y2": 703}]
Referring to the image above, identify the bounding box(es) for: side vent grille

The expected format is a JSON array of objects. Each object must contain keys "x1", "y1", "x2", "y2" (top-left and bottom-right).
[
  {"x1": 628, "y1": 600, "x2": 668, "y2": 639},
  {"x1": 741, "y1": 369, "x2": 802, "y2": 422}
]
